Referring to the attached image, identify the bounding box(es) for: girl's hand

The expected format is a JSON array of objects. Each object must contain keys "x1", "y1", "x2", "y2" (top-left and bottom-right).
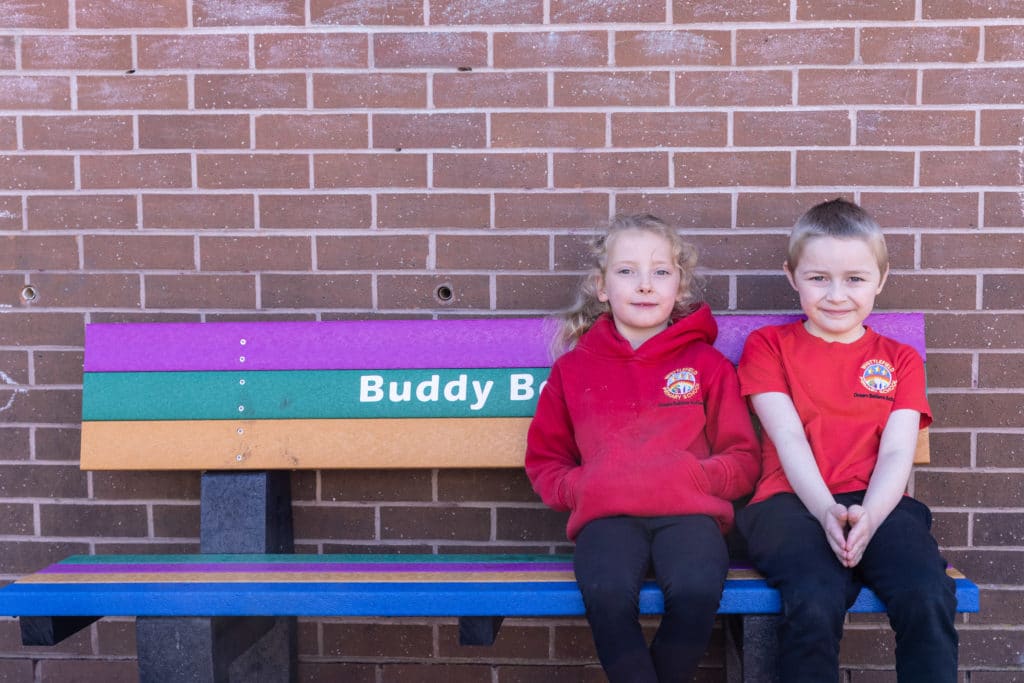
[
  {"x1": 818, "y1": 503, "x2": 850, "y2": 564},
  {"x1": 842, "y1": 505, "x2": 876, "y2": 567}
]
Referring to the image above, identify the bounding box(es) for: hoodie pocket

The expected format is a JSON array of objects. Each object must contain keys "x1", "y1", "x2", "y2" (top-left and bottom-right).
[{"x1": 558, "y1": 466, "x2": 584, "y2": 510}]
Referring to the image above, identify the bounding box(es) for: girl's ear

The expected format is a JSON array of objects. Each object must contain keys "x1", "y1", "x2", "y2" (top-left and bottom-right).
[
  {"x1": 876, "y1": 266, "x2": 890, "y2": 294},
  {"x1": 594, "y1": 273, "x2": 609, "y2": 303}
]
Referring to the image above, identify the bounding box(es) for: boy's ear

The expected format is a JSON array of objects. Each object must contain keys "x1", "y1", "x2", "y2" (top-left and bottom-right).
[{"x1": 783, "y1": 261, "x2": 798, "y2": 291}]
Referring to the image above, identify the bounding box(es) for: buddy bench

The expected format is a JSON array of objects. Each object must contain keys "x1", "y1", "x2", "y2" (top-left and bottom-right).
[{"x1": 0, "y1": 314, "x2": 978, "y2": 682}]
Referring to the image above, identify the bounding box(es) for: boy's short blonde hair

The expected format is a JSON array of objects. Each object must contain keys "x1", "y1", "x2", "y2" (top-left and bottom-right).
[{"x1": 788, "y1": 198, "x2": 889, "y2": 274}]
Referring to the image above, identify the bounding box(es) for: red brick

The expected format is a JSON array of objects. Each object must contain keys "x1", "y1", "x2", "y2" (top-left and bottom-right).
[
  {"x1": 315, "y1": 73, "x2": 426, "y2": 108},
  {"x1": 255, "y1": 33, "x2": 367, "y2": 68},
  {"x1": 927, "y1": 311, "x2": 1024, "y2": 350},
  {"x1": 138, "y1": 33, "x2": 248, "y2": 69},
  {"x1": 0, "y1": 196, "x2": 21, "y2": 229},
  {"x1": 374, "y1": 32, "x2": 487, "y2": 68},
  {"x1": 924, "y1": 67, "x2": 1024, "y2": 104},
  {"x1": 980, "y1": 109, "x2": 1024, "y2": 145},
  {"x1": 917, "y1": 470, "x2": 1024, "y2": 506},
  {"x1": 676, "y1": 151, "x2": 790, "y2": 187},
  {"x1": 143, "y1": 194, "x2": 254, "y2": 229},
  {"x1": 84, "y1": 234, "x2": 195, "y2": 270},
  {"x1": 24, "y1": 114, "x2": 132, "y2": 150},
  {"x1": 674, "y1": 0, "x2": 788, "y2": 21},
  {"x1": 617, "y1": 30, "x2": 729, "y2": 67},
  {"x1": 921, "y1": 233, "x2": 1023, "y2": 269},
  {"x1": 0, "y1": 76, "x2": 70, "y2": 109},
  {"x1": 920, "y1": 351, "x2": 973, "y2": 390},
  {"x1": 862, "y1": 191, "x2": 978, "y2": 228},
  {"x1": 76, "y1": 0, "x2": 185, "y2": 27},
  {"x1": 255, "y1": 114, "x2": 367, "y2": 149},
  {"x1": 737, "y1": 192, "x2": 852, "y2": 227},
  {"x1": 612, "y1": 112, "x2": 727, "y2": 147},
  {"x1": 314, "y1": 153, "x2": 425, "y2": 188},
  {"x1": 437, "y1": 234, "x2": 549, "y2": 270},
  {"x1": 28, "y1": 194, "x2": 136, "y2": 230},
  {"x1": 494, "y1": 31, "x2": 606, "y2": 68},
  {"x1": 139, "y1": 114, "x2": 250, "y2": 149},
  {"x1": 798, "y1": 0, "x2": 914, "y2": 19},
  {"x1": 691, "y1": 233, "x2": 789, "y2": 270},
  {"x1": 193, "y1": 0, "x2": 304, "y2": 25},
  {"x1": 491, "y1": 112, "x2": 606, "y2": 148},
  {"x1": 552, "y1": 0, "x2": 664, "y2": 22},
  {"x1": 78, "y1": 75, "x2": 187, "y2": 109},
  {"x1": 200, "y1": 236, "x2": 311, "y2": 272},
  {"x1": 0, "y1": 502, "x2": 31, "y2": 534},
  {"x1": 978, "y1": 433, "x2": 1024, "y2": 468},
  {"x1": 979, "y1": 353, "x2": 1024, "y2": 389},
  {"x1": 146, "y1": 274, "x2": 255, "y2": 309},
  {"x1": 91, "y1": 470, "x2": 199, "y2": 500},
  {"x1": 0, "y1": 116, "x2": 14, "y2": 149},
  {"x1": 984, "y1": 274, "x2": 1024, "y2": 309},
  {"x1": 0, "y1": 312, "x2": 84, "y2": 346},
  {"x1": 310, "y1": 0, "x2": 423, "y2": 25},
  {"x1": 373, "y1": 113, "x2": 486, "y2": 149},
  {"x1": 800, "y1": 69, "x2": 916, "y2": 105},
  {"x1": 317, "y1": 235, "x2": 428, "y2": 269},
  {"x1": 737, "y1": 29, "x2": 854, "y2": 66},
  {"x1": 152, "y1": 503, "x2": 199, "y2": 538},
  {"x1": 34, "y1": 349, "x2": 82, "y2": 386},
  {"x1": 861, "y1": 27, "x2": 979, "y2": 64},
  {"x1": 40, "y1": 502, "x2": 148, "y2": 536},
  {"x1": 735, "y1": 111, "x2": 849, "y2": 147},
  {"x1": 22, "y1": 35, "x2": 132, "y2": 70},
  {"x1": 434, "y1": 153, "x2": 547, "y2": 189},
  {"x1": 858, "y1": 110, "x2": 975, "y2": 146},
  {"x1": 0, "y1": 2, "x2": 68, "y2": 28},
  {"x1": 555, "y1": 152, "x2": 669, "y2": 188},
  {"x1": 497, "y1": 274, "x2": 580, "y2": 310},
  {"x1": 615, "y1": 193, "x2": 732, "y2": 230},
  {"x1": 676, "y1": 70, "x2": 791, "y2": 106},
  {"x1": 877, "y1": 273, "x2": 977, "y2": 310},
  {"x1": 260, "y1": 194, "x2": 372, "y2": 229},
  {"x1": 989, "y1": 27, "x2": 1024, "y2": 58},
  {"x1": 0, "y1": 427, "x2": 29, "y2": 460},
  {"x1": 377, "y1": 274, "x2": 490, "y2": 309},
  {"x1": 2, "y1": 235, "x2": 78, "y2": 269},
  {"x1": 261, "y1": 273, "x2": 371, "y2": 309},
  {"x1": 923, "y1": 0, "x2": 1024, "y2": 18},
  {"x1": 0, "y1": 155, "x2": 72, "y2": 190},
  {"x1": 81, "y1": 153, "x2": 192, "y2": 189},
  {"x1": 924, "y1": 150, "x2": 1023, "y2": 186},
  {"x1": 24, "y1": 273, "x2": 139, "y2": 310},
  {"x1": 0, "y1": 37, "x2": 12, "y2": 69},
  {"x1": 378, "y1": 193, "x2": 489, "y2": 228},
  {"x1": 0, "y1": 274, "x2": 23, "y2": 306},
  {"x1": 495, "y1": 193, "x2": 609, "y2": 229},
  {"x1": 433, "y1": 72, "x2": 547, "y2": 108},
  {"x1": 984, "y1": 192, "x2": 1024, "y2": 227},
  {"x1": 198, "y1": 153, "x2": 309, "y2": 189},
  {"x1": 797, "y1": 151, "x2": 914, "y2": 187},
  {"x1": 196, "y1": 74, "x2": 306, "y2": 109},
  {"x1": 556, "y1": 71, "x2": 669, "y2": 106},
  {"x1": 432, "y1": 0, "x2": 542, "y2": 24}
]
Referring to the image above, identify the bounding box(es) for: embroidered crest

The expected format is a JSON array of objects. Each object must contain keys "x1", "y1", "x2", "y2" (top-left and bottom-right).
[
  {"x1": 860, "y1": 359, "x2": 897, "y2": 394},
  {"x1": 664, "y1": 368, "x2": 699, "y2": 400}
]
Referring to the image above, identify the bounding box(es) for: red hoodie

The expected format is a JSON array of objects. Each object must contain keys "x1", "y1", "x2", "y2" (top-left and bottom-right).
[{"x1": 525, "y1": 305, "x2": 761, "y2": 541}]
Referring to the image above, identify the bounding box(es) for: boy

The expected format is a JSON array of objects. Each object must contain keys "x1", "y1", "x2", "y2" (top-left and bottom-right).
[{"x1": 736, "y1": 198, "x2": 958, "y2": 682}]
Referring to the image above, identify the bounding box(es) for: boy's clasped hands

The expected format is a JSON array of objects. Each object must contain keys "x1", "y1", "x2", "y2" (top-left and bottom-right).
[{"x1": 820, "y1": 501, "x2": 876, "y2": 568}]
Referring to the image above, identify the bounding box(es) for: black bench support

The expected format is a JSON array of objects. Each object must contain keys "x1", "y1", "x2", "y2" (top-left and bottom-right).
[
  {"x1": 724, "y1": 614, "x2": 781, "y2": 683},
  {"x1": 458, "y1": 616, "x2": 505, "y2": 645},
  {"x1": 20, "y1": 615, "x2": 100, "y2": 646},
  {"x1": 135, "y1": 471, "x2": 297, "y2": 683}
]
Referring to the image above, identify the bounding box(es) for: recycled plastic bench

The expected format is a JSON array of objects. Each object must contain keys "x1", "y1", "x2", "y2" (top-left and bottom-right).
[{"x1": 0, "y1": 313, "x2": 979, "y2": 683}]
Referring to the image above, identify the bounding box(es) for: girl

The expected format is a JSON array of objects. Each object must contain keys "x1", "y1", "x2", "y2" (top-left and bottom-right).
[{"x1": 525, "y1": 214, "x2": 761, "y2": 682}]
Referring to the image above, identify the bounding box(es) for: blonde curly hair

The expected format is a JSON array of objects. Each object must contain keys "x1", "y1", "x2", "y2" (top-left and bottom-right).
[{"x1": 552, "y1": 214, "x2": 701, "y2": 356}]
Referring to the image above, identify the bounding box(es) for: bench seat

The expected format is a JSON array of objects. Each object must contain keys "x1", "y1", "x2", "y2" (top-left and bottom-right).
[{"x1": 0, "y1": 553, "x2": 978, "y2": 618}]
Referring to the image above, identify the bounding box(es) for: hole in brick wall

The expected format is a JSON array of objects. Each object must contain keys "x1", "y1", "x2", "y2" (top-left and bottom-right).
[
  {"x1": 20, "y1": 285, "x2": 37, "y2": 303},
  {"x1": 434, "y1": 284, "x2": 454, "y2": 303},
  {"x1": 457, "y1": 66, "x2": 472, "y2": 72}
]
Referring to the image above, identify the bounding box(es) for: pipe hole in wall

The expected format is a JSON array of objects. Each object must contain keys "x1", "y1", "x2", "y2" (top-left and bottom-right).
[
  {"x1": 434, "y1": 284, "x2": 454, "y2": 303},
  {"x1": 20, "y1": 285, "x2": 38, "y2": 303}
]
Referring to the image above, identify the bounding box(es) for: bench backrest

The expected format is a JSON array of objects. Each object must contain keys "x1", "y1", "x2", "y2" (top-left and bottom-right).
[{"x1": 80, "y1": 313, "x2": 928, "y2": 470}]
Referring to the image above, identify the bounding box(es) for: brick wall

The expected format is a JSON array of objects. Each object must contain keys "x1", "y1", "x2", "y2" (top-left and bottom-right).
[{"x1": 1, "y1": 1, "x2": 1022, "y2": 681}]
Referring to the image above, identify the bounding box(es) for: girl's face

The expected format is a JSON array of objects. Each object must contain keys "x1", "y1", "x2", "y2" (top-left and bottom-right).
[
  {"x1": 785, "y1": 235, "x2": 888, "y2": 343},
  {"x1": 597, "y1": 229, "x2": 682, "y2": 348}
]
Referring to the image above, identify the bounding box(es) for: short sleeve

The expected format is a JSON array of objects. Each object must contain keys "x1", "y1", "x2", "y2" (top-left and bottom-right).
[{"x1": 737, "y1": 327, "x2": 790, "y2": 398}]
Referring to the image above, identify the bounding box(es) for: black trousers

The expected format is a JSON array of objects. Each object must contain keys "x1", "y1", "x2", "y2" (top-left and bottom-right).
[
  {"x1": 573, "y1": 515, "x2": 728, "y2": 683},
  {"x1": 737, "y1": 492, "x2": 958, "y2": 683}
]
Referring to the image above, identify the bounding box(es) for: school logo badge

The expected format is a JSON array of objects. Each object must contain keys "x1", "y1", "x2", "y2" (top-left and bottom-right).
[
  {"x1": 664, "y1": 368, "x2": 699, "y2": 400},
  {"x1": 860, "y1": 359, "x2": 897, "y2": 394}
]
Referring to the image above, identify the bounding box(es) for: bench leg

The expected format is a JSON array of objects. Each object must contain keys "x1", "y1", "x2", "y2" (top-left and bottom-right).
[
  {"x1": 137, "y1": 615, "x2": 295, "y2": 683},
  {"x1": 200, "y1": 471, "x2": 294, "y2": 554},
  {"x1": 458, "y1": 616, "x2": 505, "y2": 645},
  {"x1": 20, "y1": 616, "x2": 100, "y2": 646},
  {"x1": 724, "y1": 615, "x2": 781, "y2": 683}
]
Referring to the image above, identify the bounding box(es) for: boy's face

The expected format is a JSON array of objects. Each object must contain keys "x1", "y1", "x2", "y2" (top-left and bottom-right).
[{"x1": 784, "y1": 236, "x2": 888, "y2": 344}]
